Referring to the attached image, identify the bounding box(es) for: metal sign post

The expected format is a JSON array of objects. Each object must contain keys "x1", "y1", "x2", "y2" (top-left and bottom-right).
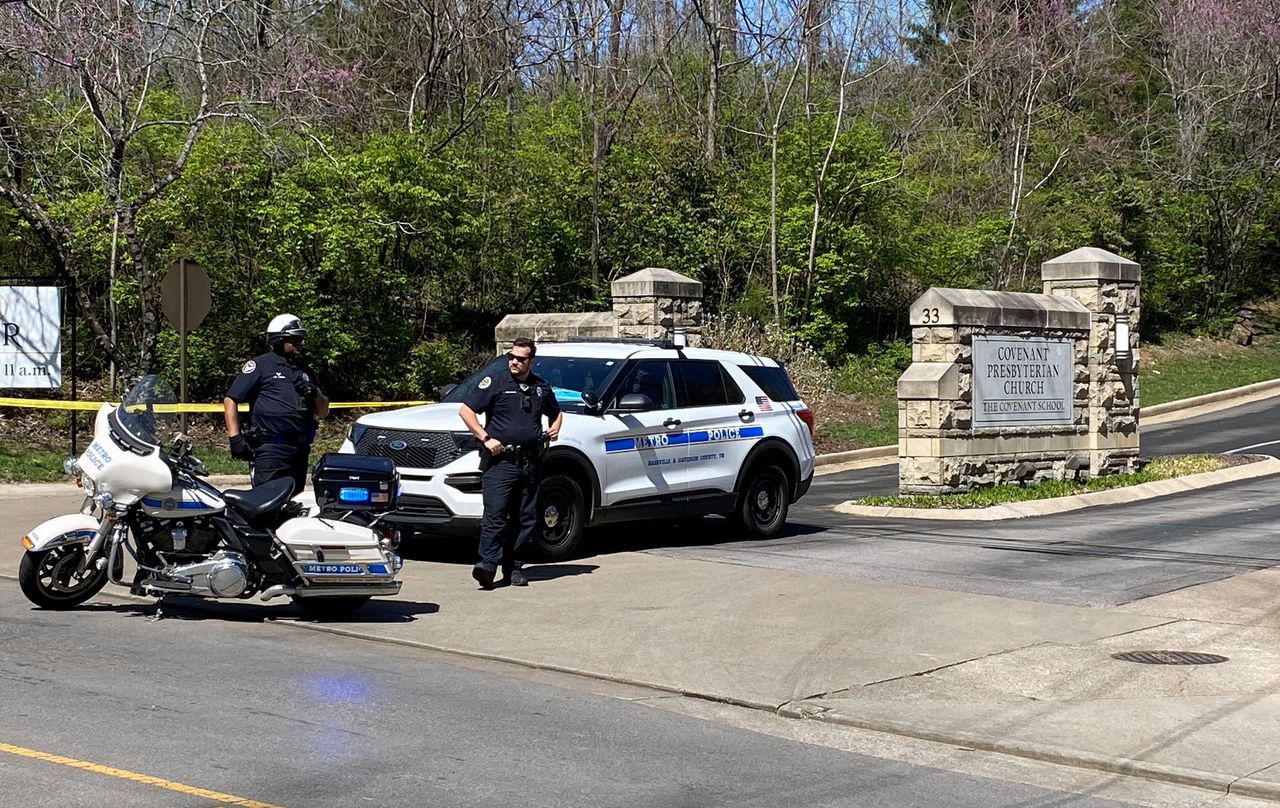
[{"x1": 159, "y1": 260, "x2": 211, "y2": 433}]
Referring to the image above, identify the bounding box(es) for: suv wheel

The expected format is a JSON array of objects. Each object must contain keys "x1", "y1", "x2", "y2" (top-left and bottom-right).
[
  {"x1": 533, "y1": 473, "x2": 587, "y2": 561},
  {"x1": 733, "y1": 464, "x2": 790, "y2": 538}
]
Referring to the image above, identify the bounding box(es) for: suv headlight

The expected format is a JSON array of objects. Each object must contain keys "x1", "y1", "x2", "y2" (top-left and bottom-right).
[{"x1": 348, "y1": 423, "x2": 367, "y2": 448}]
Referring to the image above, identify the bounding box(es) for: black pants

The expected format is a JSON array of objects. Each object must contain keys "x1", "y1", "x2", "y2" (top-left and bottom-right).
[
  {"x1": 251, "y1": 442, "x2": 311, "y2": 497},
  {"x1": 478, "y1": 456, "x2": 541, "y2": 571}
]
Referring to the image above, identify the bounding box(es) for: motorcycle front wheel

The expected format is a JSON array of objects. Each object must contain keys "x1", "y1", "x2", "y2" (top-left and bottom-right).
[{"x1": 19, "y1": 544, "x2": 109, "y2": 609}]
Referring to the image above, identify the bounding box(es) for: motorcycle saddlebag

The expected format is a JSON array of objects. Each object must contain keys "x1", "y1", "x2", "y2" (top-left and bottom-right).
[{"x1": 311, "y1": 453, "x2": 400, "y2": 514}]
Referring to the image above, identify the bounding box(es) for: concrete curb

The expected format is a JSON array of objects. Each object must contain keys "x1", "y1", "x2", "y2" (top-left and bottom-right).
[
  {"x1": 1142, "y1": 378, "x2": 1280, "y2": 417},
  {"x1": 834, "y1": 455, "x2": 1280, "y2": 520},
  {"x1": 778, "y1": 704, "x2": 1280, "y2": 801},
  {"x1": 814, "y1": 444, "x2": 896, "y2": 467}
]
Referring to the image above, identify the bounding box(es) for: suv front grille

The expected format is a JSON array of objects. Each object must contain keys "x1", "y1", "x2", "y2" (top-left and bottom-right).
[
  {"x1": 356, "y1": 429, "x2": 468, "y2": 470},
  {"x1": 394, "y1": 494, "x2": 453, "y2": 521}
]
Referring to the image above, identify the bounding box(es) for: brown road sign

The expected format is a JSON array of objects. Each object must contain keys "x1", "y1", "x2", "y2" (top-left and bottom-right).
[{"x1": 159, "y1": 259, "x2": 211, "y2": 333}]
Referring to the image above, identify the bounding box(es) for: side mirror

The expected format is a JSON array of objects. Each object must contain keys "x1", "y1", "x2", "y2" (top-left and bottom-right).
[
  {"x1": 614, "y1": 393, "x2": 653, "y2": 413},
  {"x1": 438, "y1": 383, "x2": 457, "y2": 399},
  {"x1": 580, "y1": 391, "x2": 600, "y2": 413}
]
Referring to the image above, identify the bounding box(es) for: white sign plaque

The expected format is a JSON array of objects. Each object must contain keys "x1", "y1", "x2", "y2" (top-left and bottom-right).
[
  {"x1": 972, "y1": 336, "x2": 1072, "y2": 427},
  {"x1": 0, "y1": 286, "x2": 62, "y2": 389}
]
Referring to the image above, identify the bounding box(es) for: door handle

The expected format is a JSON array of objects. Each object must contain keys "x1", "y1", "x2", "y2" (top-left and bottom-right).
[
  {"x1": 663, "y1": 417, "x2": 682, "y2": 428},
  {"x1": 738, "y1": 409, "x2": 754, "y2": 422}
]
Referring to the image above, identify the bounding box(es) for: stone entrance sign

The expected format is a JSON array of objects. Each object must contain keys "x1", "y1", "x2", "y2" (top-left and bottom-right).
[
  {"x1": 897, "y1": 247, "x2": 1141, "y2": 494},
  {"x1": 972, "y1": 336, "x2": 1073, "y2": 427}
]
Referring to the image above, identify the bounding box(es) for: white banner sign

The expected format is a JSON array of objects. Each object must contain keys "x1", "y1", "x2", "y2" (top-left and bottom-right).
[
  {"x1": 972, "y1": 336, "x2": 1072, "y2": 427},
  {"x1": 0, "y1": 286, "x2": 62, "y2": 389}
]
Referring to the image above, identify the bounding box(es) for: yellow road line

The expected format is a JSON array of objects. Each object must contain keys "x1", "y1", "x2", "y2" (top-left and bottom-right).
[{"x1": 0, "y1": 741, "x2": 284, "y2": 808}]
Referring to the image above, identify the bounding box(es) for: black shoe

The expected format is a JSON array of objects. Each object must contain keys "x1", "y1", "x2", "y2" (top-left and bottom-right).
[
  {"x1": 509, "y1": 567, "x2": 528, "y2": 587},
  {"x1": 471, "y1": 563, "x2": 495, "y2": 590}
]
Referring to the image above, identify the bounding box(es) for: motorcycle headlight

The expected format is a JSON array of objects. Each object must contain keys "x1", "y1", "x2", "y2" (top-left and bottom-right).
[
  {"x1": 63, "y1": 457, "x2": 80, "y2": 477},
  {"x1": 94, "y1": 492, "x2": 114, "y2": 511},
  {"x1": 83, "y1": 476, "x2": 98, "y2": 498}
]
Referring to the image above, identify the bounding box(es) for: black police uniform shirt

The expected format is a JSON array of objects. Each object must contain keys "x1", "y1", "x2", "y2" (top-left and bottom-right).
[
  {"x1": 462, "y1": 370, "x2": 560, "y2": 447},
  {"x1": 226, "y1": 352, "x2": 318, "y2": 444}
]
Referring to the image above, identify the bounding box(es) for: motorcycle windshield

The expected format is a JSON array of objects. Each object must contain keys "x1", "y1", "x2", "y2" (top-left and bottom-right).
[{"x1": 115, "y1": 375, "x2": 179, "y2": 449}]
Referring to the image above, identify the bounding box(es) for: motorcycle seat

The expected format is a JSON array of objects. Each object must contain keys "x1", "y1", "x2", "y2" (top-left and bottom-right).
[{"x1": 222, "y1": 477, "x2": 296, "y2": 520}]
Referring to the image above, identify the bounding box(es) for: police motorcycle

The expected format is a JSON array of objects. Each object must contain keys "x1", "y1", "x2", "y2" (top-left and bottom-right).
[{"x1": 18, "y1": 375, "x2": 403, "y2": 619}]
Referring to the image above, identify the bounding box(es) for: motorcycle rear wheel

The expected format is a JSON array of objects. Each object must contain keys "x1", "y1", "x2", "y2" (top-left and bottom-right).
[
  {"x1": 19, "y1": 545, "x2": 109, "y2": 609},
  {"x1": 290, "y1": 595, "x2": 371, "y2": 620}
]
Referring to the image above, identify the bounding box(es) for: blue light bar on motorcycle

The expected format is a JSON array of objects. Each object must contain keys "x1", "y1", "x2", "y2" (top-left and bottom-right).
[{"x1": 338, "y1": 487, "x2": 372, "y2": 504}]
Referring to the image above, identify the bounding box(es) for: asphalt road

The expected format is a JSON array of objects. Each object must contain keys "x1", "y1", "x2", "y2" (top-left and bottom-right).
[
  {"x1": 0, "y1": 585, "x2": 1150, "y2": 808},
  {"x1": 623, "y1": 395, "x2": 1280, "y2": 607}
]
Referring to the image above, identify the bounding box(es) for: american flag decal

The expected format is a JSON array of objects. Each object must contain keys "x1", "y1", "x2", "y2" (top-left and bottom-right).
[{"x1": 756, "y1": 395, "x2": 772, "y2": 411}]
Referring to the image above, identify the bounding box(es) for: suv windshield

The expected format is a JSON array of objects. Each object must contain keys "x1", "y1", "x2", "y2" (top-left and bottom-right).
[{"x1": 443, "y1": 354, "x2": 622, "y2": 411}]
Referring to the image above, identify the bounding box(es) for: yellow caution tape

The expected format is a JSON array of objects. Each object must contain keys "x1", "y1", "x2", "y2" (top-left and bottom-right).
[
  {"x1": 0, "y1": 398, "x2": 104, "y2": 411},
  {"x1": 0, "y1": 398, "x2": 431, "y2": 412}
]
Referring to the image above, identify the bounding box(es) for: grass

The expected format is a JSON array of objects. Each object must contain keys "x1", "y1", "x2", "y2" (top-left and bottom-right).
[
  {"x1": 1140, "y1": 334, "x2": 1280, "y2": 406},
  {"x1": 856, "y1": 455, "x2": 1233, "y2": 509},
  {"x1": 815, "y1": 400, "x2": 898, "y2": 450},
  {"x1": 0, "y1": 443, "x2": 68, "y2": 483}
]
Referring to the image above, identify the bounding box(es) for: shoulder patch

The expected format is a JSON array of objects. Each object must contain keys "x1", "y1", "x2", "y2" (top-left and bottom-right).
[
  {"x1": 478, "y1": 376, "x2": 492, "y2": 390},
  {"x1": 242, "y1": 360, "x2": 257, "y2": 374}
]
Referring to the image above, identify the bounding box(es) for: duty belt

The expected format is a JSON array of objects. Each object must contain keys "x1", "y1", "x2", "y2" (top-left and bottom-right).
[{"x1": 500, "y1": 444, "x2": 543, "y2": 460}]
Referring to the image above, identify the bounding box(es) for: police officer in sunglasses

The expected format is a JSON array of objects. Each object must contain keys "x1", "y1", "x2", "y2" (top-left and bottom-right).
[{"x1": 459, "y1": 337, "x2": 562, "y2": 589}]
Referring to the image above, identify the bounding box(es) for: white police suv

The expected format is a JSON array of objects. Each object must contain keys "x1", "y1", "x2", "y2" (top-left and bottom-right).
[{"x1": 339, "y1": 340, "x2": 816, "y2": 560}]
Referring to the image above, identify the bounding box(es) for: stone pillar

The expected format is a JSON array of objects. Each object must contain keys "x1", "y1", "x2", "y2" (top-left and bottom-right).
[
  {"x1": 611, "y1": 267, "x2": 703, "y2": 342},
  {"x1": 1042, "y1": 247, "x2": 1141, "y2": 477}
]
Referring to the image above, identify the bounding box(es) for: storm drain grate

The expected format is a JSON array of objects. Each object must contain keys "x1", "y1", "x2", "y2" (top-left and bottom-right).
[{"x1": 1111, "y1": 650, "x2": 1228, "y2": 665}]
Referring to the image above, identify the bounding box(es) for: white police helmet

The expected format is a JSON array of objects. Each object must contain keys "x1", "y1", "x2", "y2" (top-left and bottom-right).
[
  {"x1": 267, "y1": 313, "x2": 307, "y2": 340},
  {"x1": 266, "y1": 314, "x2": 307, "y2": 350}
]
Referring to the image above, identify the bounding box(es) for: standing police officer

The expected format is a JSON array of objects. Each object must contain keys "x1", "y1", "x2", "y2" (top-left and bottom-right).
[
  {"x1": 459, "y1": 337, "x2": 562, "y2": 589},
  {"x1": 223, "y1": 314, "x2": 330, "y2": 495}
]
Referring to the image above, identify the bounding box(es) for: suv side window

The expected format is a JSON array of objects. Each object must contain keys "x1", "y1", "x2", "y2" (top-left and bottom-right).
[
  {"x1": 679, "y1": 361, "x2": 745, "y2": 407},
  {"x1": 614, "y1": 360, "x2": 678, "y2": 410},
  {"x1": 739, "y1": 364, "x2": 799, "y2": 401}
]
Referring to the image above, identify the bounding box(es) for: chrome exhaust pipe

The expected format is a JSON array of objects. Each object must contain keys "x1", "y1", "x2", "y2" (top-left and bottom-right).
[{"x1": 260, "y1": 584, "x2": 297, "y2": 601}]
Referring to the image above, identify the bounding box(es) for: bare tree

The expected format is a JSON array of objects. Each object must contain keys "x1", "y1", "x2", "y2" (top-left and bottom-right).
[
  {"x1": 1116, "y1": 0, "x2": 1280, "y2": 309},
  {"x1": 915, "y1": 0, "x2": 1100, "y2": 287}
]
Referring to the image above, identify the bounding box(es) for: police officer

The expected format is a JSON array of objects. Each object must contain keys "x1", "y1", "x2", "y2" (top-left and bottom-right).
[
  {"x1": 223, "y1": 314, "x2": 330, "y2": 495},
  {"x1": 459, "y1": 337, "x2": 562, "y2": 589}
]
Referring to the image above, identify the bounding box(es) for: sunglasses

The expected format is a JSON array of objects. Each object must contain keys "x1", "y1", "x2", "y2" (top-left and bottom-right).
[{"x1": 507, "y1": 352, "x2": 532, "y2": 364}]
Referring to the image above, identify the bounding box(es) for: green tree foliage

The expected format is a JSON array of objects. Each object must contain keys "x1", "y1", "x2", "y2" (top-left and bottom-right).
[{"x1": 5, "y1": 0, "x2": 1280, "y2": 404}]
